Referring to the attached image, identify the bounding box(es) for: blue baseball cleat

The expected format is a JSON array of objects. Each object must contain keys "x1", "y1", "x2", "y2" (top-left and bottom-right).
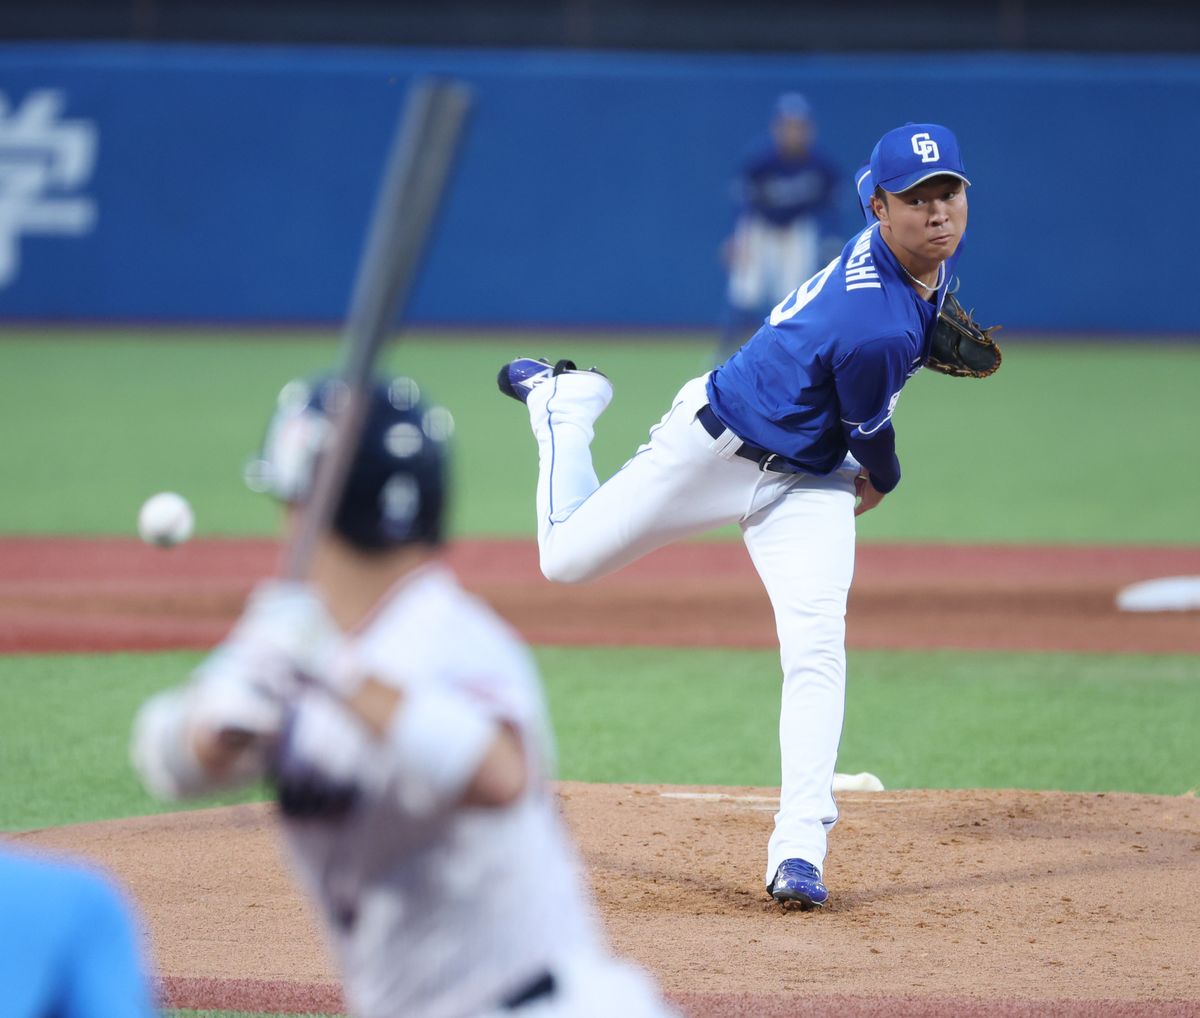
[
  {"x1": 497, "y1": 357, "x2": 557, "y2": 403},
  {"x1": 498, "y1": 358, "x2": 603, "y2": 403},
  {"x1": 768, "y1": 858, "x2": 829, "y2": 909}
]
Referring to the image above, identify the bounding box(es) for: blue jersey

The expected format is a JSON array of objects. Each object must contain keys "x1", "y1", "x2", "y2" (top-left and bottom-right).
[
  {"x1": 707, "y1": 222, "x2": 962, "y2": 492},
  {"x1": 0, "y1": 850, "x2": 156, "y2": 1018},
  {"x1": 738, "y1": 145, "x2": 838, "y2": 228}
]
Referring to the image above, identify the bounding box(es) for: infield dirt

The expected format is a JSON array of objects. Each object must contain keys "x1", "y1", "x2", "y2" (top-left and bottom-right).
[
  {"x1": 14, "y1": 785, "x2": 1200, "y2": 1016},
  {"x1": 3, "y1": 537, "x2": 1199, "y2": 654}
]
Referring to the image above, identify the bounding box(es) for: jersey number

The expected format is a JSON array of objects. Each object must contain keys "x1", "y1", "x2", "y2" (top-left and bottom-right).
[{"x1": 769, "y1": 257, "x2": 839, "y2": 326}]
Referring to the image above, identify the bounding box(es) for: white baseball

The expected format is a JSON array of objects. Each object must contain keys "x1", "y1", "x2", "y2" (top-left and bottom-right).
[{"x1": 137, "y1": 492, "x2": 195, "y2": 548}]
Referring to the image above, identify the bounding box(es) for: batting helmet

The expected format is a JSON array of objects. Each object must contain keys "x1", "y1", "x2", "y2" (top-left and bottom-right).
[{"x1": 245, "y1": 375, "x2": 453, "y2": 550}]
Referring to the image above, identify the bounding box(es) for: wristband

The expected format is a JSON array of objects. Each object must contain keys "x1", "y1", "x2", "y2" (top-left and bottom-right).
[{"x1": 386, "y1": 687, "x2": 498, "y2": 816}]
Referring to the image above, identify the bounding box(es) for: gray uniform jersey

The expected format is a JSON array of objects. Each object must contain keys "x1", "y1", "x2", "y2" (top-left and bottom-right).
[{"x1": 278, "y1": 565, "x2": 603, "y2": 1018}]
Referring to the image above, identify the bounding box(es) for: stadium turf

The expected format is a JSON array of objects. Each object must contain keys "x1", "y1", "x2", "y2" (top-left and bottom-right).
[
  {"x1": 1, "y1": 331, "x2": 1197, "y2": 542},
  {"x1": 2, "y1": 646, "x2": 1196, "y2": 831}
]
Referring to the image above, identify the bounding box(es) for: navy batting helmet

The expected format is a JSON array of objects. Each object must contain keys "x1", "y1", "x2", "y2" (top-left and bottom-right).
[{"x1": 245, "y1": 375, "x2": 453, "y2": 550}]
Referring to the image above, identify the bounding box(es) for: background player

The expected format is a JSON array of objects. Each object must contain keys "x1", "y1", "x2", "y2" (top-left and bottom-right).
[
  {"x1": 0, "y1": 847, "x2": 157, "y2": 1018},
  {"x1": 498, "y1": 122, "x2": 972, "y2": 910},
  {"x1": 718, "y1": 92, "x2": 840, "y2": 362},
  {"x1": 130, "y1": 375, "x2": 676, "y2": 1018}
]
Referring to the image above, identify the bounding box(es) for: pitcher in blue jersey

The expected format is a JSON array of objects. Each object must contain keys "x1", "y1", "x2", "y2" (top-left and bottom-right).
[{"x1": 498, "y1": 123, "x2": 972, "y2": 909}]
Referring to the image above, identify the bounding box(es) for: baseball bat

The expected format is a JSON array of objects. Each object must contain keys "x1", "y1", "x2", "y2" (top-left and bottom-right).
[{"x1": 281, "y1": 77, "x2": 473, "y2": 581}]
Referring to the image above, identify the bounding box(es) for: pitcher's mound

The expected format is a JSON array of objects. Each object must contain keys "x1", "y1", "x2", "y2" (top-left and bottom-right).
[{"x1": 13, "y1": 783, "x2": 1199, "y2": 1016}]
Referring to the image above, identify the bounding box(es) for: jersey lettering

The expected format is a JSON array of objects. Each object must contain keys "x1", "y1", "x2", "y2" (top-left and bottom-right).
[
  {"x1": 843, "y1": 228, "x2": 880, "y2": 291},
  {"x1": 769, "y1": 257, "x2": 839, "y2": 326}
]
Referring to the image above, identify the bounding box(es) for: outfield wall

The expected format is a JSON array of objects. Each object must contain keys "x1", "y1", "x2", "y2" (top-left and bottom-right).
[{"x1": 1, "y1": 44, "x2": 1195, "y2": 332}]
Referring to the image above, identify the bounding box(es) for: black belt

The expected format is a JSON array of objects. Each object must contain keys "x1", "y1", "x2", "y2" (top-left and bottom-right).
[
  {"x1": 696, "y1": 404, "x2": 806, "y2": 475},
  {"x1": 502, "y1": 971, "x2": 556, "y2": 1010}
]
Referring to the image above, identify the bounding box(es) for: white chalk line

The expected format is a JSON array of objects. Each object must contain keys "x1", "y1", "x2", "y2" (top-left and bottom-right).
[{"x1": 659, "y1": 791, "x2": 906, "y2": 809}]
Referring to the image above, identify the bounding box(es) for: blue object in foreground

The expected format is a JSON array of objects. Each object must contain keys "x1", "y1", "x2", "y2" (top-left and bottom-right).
[{"x1": 0, "y1": 848, "x2": 157, "y2": 1018}]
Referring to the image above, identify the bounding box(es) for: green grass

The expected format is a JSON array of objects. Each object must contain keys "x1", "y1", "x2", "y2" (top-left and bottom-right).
[
  {"x1": 0, "y1": 651, "x2": 265, "y2": 831},
  {"x1": 0, "y1": 330, "x2": 701, "y2": 541},
  {"x1": 881, "y1": 341, "x2": 1200, "y2": 544},
  {"x1": 1, "y1": 330, "x2": 1198, "y2": 543},
  {"x1": 3, "y1": 646, "x2": 1196, "y2": 830},
  {"x1": 541, "y1": 646, "x2": 1200, "y2": 794}
]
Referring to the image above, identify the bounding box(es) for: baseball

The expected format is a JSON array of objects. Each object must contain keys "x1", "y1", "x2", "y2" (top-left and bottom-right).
[{"x1": 137, "y1": 492, "x2": 195, "y2": 548}]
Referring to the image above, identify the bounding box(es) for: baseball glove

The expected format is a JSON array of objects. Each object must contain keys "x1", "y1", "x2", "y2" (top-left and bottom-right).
[{"x1": 927, "y1": 293, "x2": 1002, "y2": 378}]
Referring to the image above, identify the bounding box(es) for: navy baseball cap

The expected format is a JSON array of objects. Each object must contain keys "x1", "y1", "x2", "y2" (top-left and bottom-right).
[
  {"x1": 774, "y1": 92, "x2": 812, "y2": 120},
  {"x1": 869, "y1": 123, "x2": 970, "y2": 195}
]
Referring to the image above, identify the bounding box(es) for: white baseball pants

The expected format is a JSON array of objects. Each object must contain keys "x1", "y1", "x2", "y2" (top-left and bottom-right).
[
  {"x1": 523, "y1": 371, "x2": 858, "y2": 883},
  {"x1": 727, "y1": 215, "x2": 820, "y2": 311}
]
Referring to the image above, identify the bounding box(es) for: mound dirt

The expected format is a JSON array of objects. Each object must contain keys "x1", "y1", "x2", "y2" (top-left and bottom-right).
[{"x1": 10, "y1": 784, "x2": 1199, "y2": 1016}]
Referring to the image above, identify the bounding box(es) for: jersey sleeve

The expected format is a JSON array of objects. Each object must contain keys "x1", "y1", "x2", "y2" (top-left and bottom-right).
[
  {"x1": 835, "y1": 334, "x2": 912, "y2": 493},
  {"x1": 845, "y1": 421, "x2": 900, "y2": 494},
  {"x1": 129, "y1": 639, "x2": 283, "y2": 802},
  {"x1": 835, "y1": 333, "x2": 912, "y2": 439},
  {"x1": 383, "y1": 684, "x2": 503, "y2": 816}
]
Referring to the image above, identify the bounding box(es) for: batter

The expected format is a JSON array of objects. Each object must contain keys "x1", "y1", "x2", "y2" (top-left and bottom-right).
[
  {"x1": 498, "y1": 123, "x2": 971, "y2": 909},
  {"x1": 131, "y1": 376, "x2": 677, "y2": 1017}
]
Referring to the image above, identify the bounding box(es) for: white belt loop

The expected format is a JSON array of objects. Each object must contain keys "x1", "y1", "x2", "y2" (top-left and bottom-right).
[
  {"x1": 709, "y1": 425, "x2": 744, "y2": 461},
  {"x1": 694, "y1": 399, "x2": 747, "y2": 461}
]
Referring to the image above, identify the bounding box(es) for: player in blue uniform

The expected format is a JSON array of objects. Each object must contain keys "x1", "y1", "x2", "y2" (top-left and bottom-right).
[
  {"x1": 497, "y1": 123, "x2": 972, "y2": 909},
  {"x1": 710, "y1": 126, "x2": 966, "y2": 507},
  {"x1": 719, "y1": 93, "x2": 840, "y2": 361},
  {"x1": 0, "y1": 848, "x2": 157, "y2": 1018}
]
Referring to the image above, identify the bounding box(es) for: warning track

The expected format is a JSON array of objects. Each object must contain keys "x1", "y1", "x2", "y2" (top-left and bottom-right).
[{"x1": 1, "y1": 537, "x2": 1198, "y2": 654}]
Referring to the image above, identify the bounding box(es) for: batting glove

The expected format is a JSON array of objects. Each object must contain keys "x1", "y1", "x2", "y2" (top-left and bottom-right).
[
  {"x1": 228, "y1": 580, "x2": 348, "y2": 689},
  {"x1": 184, "y1": 580, "x2": 347, "y2": 754}
]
